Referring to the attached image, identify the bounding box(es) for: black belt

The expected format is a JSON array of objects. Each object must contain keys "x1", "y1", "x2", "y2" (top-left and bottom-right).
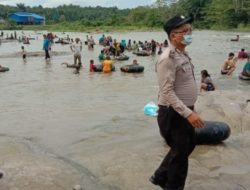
[{"x1": 159, "y1": 105, "x2": 194, "y2": 111}]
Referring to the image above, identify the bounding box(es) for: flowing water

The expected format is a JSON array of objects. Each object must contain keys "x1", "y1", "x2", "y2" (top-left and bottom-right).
[{"x1": 0, "y1": 30, "x2": 249, "y2": 190}]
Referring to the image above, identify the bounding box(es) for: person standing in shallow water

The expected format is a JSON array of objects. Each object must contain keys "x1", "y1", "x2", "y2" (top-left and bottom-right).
[
  {"x1": 43, "y1": 34, "x2": 51, "y2": 60},
  {"x1": 89, "y1": 59, "x2": 95, "y2": 72},
  {"x1": 70, "y1": 38, "x2": 82, "y2": 67},
  {"x1": 21, "y1": 46, "x2": 27, "y2": 62},
  {"x1": 150, "y1": 15, "x2": 204, "y2": 190}
]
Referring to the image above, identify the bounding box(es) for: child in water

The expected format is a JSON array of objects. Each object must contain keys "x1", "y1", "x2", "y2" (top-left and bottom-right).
[
  {"x1": 21, "y1": 46, "x2": 26, "y2": 61},
  {"x1": 200, "y1": 70, "x2": 216, "y2": 92},
  {"x1": 89, "y1": 59, "x2": 95, "y2": 72}
]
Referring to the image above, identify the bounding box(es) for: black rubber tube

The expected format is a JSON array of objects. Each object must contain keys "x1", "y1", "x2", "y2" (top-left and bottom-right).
[
  {"x1": 0, "y1": 67, "x2": 9, "y2": 72},
  {"x1": 93, "y1": 64, "x2": 115, "y2": 72},
  {"x1": 120, "y1": 65, "x2": 144, "y2": 73},
  {"x1": 195, "y1": 121, "x2": 231, "y2": 145}
]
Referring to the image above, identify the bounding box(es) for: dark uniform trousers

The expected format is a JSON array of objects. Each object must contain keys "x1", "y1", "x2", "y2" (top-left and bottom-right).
[{"x1": 154, "y1": 105, "x2": 195, "y2": 190}]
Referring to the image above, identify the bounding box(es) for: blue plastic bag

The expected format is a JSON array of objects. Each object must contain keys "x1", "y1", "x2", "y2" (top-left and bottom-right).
[{"x1": 144, "y1": 102, "x2": 159, "y2": 116}]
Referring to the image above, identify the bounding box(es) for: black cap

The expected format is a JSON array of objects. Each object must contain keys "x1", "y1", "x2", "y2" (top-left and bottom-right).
[{"x1": 164, "y1": 15, "x2": 193, "y2": 36}]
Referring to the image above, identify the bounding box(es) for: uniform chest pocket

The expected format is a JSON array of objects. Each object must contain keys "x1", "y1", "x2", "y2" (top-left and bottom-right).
[{"x1": 179, "y1": 61, "x2": 192, "y2": 73}]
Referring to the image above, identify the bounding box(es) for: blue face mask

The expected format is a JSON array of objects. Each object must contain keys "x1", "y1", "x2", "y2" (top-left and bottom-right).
[{"x1": 182, "y1": 34, "x2": 192, "y2": 45}]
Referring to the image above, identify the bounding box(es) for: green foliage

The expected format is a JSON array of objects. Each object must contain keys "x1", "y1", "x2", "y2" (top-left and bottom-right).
[
  {"x1": 16, "y1": 3, "x2": 26, "y2": 12},
  {"x1": 0, "y1": 1, "x2": 250, "y2": 31},
  {"x1": 179, "y1": 0, "x2": 250, "y2": 29},
  {"x1": 0, "y1": 20, "x2": 21, "y2": 30}
]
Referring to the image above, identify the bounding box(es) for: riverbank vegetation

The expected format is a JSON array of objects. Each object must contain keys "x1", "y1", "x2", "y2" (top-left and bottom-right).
[{"x1": 0, "y1": 0, "x2": 250, "y2": 32}]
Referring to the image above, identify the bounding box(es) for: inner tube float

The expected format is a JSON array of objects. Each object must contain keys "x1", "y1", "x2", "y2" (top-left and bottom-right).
[
  {"x1": 239, "y1": 73, "x2": 250, "y2": 80},
  {"x1": 134, "y1": 51, "x2": 150, "y2": 56},
  {"x1": 0, "y1": 67, "x2": 9, "y2": 72},
  {"x1": 230, "y1": 38, "x2": 239, "y2": 42},
  {"x1": 62, "y1": 63, "x2": 81, "y2": 69},
  {"x1": 61, "y1": 41, "x2": 70, "y2": 45},
  {"x1": 115, "y1": 55, "x2": 129, "y2": 61},
  {"x1": 120, "y1": 64, "x2": 144, "y2": 73},
  {"x1": 195, "y1": 121, "x2": 231, "y2": 145},
  {"x1": 93, "y1": 64, "x2": 115, "y2": 72}
]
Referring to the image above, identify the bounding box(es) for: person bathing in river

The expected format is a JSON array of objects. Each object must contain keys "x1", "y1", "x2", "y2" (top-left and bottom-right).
[
  {"x1": 43, "y1": 34, "x2": 51, "y2": 60},
  {"x1": 89, "y1": 59, "x2": 95, "y2": 72},
  {"x1": 200, "y1": 70, "x2": 216, "y2": 92},
  {"x1": 102, "y1": 56, "x2": 113, "y2": 73},
  {"x1": 231, "y1": 34, "x2": 239, "y2": 42},
  {"x1": 238, "y1": 48, "x2": 248, "y2": 59},
  {"x1": 21, "y1": 46, "x2": 27, "y2": 62},
  {"x1": 132, "y1": 59, "x2": 138, "y2": 65},
  {"x1": 221, "y1": 52, "x2": 237, "y2": 75},
  {"x1": 88, "y1": 36, "x2": 95, "y2": 50},
  {"x1": 70, "y1": 38, "x2": 82, "y2": 68},
  {"x1": 241, "y1": 56, "x2": 250, "y2": 77}
]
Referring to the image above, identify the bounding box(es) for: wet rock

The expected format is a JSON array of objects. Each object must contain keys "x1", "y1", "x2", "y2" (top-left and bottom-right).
[
  {"x1": 0, "y1": 171, "x2": 3, "y2": 179},
  {"x1": 73, "y1": 184, "x2": 82, "y2": 190}
]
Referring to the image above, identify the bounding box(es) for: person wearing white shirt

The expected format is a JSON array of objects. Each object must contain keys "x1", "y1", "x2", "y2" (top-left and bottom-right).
[{"x1": 70, "y1": 38, "x2": 82, "y2": 67}]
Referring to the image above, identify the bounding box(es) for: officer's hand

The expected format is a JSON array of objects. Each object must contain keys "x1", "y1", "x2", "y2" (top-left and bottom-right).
[{"x1": 187, "y1": 112, "x2": 204, "y2": 128}]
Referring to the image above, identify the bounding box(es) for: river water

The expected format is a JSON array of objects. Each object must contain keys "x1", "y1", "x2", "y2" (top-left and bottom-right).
[{"x1": 0, "y1": 30, "x2": 249, "y2": 190}]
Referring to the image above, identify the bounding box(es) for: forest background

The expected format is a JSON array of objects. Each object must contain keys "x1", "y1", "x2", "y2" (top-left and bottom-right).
[{"x1": 0, "y1": 0, "x2": 250, "y2": 32}]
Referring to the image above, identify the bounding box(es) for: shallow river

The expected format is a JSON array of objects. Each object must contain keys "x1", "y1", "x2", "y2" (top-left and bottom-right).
[{"x1": 0, "y1": 30, "x2": 249, "y2": 190}]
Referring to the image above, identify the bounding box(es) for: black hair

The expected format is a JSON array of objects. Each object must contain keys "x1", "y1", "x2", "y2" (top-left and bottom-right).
[
  {"x1": 201, "y1": 70, "x2": 210, "y2": 78},
  {"x1": 229, "y1": 52, "x2": 234, "y2": 57}
]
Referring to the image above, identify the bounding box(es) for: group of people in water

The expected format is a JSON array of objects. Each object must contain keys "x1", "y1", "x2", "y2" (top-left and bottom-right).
[
  {"x1": 99, "y1": 34, "x2": 167, "y2": 57},
  {"x1": 201, "y1": 48, "x2": 250, "y2": 92},
  {"x1": 1, "y1": 31, "x2": 250, "y2": 83},
  {"x1": 42, "y1": 33, "x2": 166, "y2": 73},
  {"x1": 221, "y1": 49, "x2": 250, "y2": 78}
]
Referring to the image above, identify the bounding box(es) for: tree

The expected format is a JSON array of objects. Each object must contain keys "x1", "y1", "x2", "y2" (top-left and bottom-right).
[
  {"x1": 16, "y1": 3, "x2": 26, "y2": 12},
  {"x1": 154, "y1": 0, "x2": 168, "y2": 8},
  {"x1": 59, "y1": 15, "x2": 66, "y2": 22}
]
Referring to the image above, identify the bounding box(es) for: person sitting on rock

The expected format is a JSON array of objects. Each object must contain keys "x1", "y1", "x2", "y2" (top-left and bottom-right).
[
  {"x1": 221, "y1": 52, "x2": 237, "y2": 75},
  {"x1": 241, "y1": 56, "x2": 250, "y2": 77},
  {"x1": 200, "y1": 70, "x2": 216, "y2": 92}
]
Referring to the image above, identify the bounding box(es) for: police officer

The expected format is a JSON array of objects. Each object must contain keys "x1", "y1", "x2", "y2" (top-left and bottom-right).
[{"x1": 150, "y1": 15, "x2": 204, "y2": 190}]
